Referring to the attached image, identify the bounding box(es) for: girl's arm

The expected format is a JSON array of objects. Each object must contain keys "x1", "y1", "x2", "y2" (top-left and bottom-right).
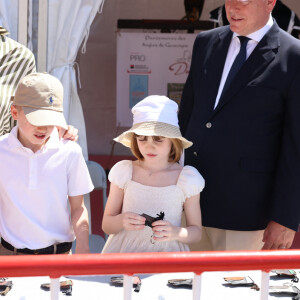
[
  {"x1": 152, "y1": 193, "x2": 202, "y2": 244},
  {"x1": 69, "y1": 195, "x2": 90, "y2": 254},
  {"x1": 102, "y1": 183, "x2": 146, "y2": 235}
]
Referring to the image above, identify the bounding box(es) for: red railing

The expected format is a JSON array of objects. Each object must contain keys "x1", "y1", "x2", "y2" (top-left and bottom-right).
[{"x1": 1, "y1": 250, "x2": 299, "y2": 299}]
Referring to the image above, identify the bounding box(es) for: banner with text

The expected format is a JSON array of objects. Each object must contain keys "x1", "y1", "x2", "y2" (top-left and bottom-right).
[{"x1": 116, "y1": 32, "x2": 197, "y2": 127}]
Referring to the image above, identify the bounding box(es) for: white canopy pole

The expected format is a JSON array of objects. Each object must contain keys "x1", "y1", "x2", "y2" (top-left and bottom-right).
[
  {"x1": 37, "y1": 0, "x2": 48, "y2": 71},
  {"x1": 18, "y1": 0, "x2": 28, "y2": 46}
]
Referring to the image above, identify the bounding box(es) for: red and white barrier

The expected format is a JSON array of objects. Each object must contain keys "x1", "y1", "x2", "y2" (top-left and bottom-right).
[{"x1": 0, "y1": 250, "x2": 299, "y2": 300}]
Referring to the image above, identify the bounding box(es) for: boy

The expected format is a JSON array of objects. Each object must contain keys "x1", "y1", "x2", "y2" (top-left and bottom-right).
[{"x1": 0, "y1": 72, "x2": 94, "y2": 255}]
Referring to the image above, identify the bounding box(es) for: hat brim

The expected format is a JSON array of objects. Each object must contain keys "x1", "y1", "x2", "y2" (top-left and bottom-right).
[
  {"x1": 114, "y1": 122, "x2": 192, "y2": 149},
  {"x1": 23, "y1": 107, "x2": 68, "y2": 130}
]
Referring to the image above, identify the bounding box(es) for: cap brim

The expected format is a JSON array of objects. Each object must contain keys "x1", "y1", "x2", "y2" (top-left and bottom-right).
[{"x1": 23, "y1": 107, "x2": 68, "y2": 130}]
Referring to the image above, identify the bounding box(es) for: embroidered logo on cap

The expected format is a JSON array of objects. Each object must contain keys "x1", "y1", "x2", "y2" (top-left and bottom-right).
[{"x1": 49, "y1": 96, "x2": 54, "y2": 105}]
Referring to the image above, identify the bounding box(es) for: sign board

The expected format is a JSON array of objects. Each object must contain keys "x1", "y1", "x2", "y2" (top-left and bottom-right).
[{"x1": 116, "y1": 32, "x2": 197, "y2": 127}]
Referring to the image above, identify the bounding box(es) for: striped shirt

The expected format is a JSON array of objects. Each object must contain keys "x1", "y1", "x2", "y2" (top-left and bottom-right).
[{"x1": 0, "y1": 27, "x2": 36, "y2": 135}]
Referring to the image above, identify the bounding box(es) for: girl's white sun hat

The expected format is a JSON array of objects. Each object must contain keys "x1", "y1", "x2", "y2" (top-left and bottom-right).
[{"x1": 114, "y1": 95, "x2": 192, "y2": 149}]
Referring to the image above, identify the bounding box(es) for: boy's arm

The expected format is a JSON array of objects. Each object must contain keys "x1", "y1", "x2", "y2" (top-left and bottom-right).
[{"x1": 69, "y1": 195, "x2": 90, "y2": 254}]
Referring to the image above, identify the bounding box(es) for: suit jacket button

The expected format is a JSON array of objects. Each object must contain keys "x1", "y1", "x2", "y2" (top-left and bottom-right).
[
  {"x1": 206, "y1": 122, "x2": 212, "y2": 128},
  {"x1": 194, "y1": 152, "x2": 197, "y2": 157}
]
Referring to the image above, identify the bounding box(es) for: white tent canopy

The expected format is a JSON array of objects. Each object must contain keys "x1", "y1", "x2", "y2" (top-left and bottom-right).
[
  {"x1": 44, "y1": 0, "x2": 105, "y2": 159},
  {"x1": 0, "y1": 0, "x2": 105, "y2": 159}
]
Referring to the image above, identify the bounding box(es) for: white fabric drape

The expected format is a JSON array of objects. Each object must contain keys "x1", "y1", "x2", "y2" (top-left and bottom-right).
[
  {"x1": 47, "y1": 0, "x2": 104, "y2": 159},
  {"x1": 0, "y1": 0, "x2": 19, "y2": 39}
]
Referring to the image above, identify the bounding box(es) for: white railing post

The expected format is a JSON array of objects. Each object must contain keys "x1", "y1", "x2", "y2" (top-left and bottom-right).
[
  {"x1": 260, "y1": 271, "x2": 269, "y2": 300},
  {"x1": 193, "y1": 273, "x2": 202, "y2": 300},
  {"x1": 123, "y1": 274, "x2": 133, "y2": 300},
  {"x1": 50, "y1": 277, "x2": 60, "y2": 300}
]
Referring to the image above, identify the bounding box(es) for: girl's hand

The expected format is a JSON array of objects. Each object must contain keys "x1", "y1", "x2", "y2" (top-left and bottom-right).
[
  {"x1": 151, "y1": 220, "x2": 179, "y2": 242},
  {"x1": 122, "y1": 212, "x2": 145, "y2": 231}
]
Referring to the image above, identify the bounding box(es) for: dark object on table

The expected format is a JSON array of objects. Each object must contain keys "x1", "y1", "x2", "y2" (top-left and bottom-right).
[
  {"x1": 168, "y1": 278, "x2": 193, "y2": 289},
  {"x1": 224, "y1": 276, "x2": 260, "y2": 291},
  {"x1": 40, "y1": 280, "x2": 73, "y2": 296},
  {"x1": 141, "y1": 212, "x2": 165, "y2": 228},
  {"x1": 110, "y1": 276, "x2": 141, "y2": 293},
  {"x1": 294, "y1": 286, "x2": 300, "y2": 300},
  {"x1": 0, "y1": 280, "x2": 12, "y2": 296},
  {"x1": 272, "y1": 269, "x2": 299, "y2": 283}
]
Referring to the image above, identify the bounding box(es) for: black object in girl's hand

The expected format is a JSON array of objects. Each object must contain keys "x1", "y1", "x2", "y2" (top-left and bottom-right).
[{"x1": 140, "y1": 212, "x2": 165, "y2": 227}]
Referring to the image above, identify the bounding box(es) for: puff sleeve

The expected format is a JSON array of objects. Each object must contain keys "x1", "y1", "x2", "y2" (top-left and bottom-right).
[
  {"x1": 108, "y1": 160, "x2": 133, "y2": 189},
  {"x1": 177, "y1": 165, "x2": 205, "y2": 199}
]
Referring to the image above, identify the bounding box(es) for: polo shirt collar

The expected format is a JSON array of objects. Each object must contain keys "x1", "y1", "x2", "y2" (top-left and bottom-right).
[{"x1": 8, "y1": 126, "x2": 61, "y2": 152}]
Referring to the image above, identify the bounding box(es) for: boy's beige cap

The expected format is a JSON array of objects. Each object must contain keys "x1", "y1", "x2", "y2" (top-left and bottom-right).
[{"x1": 12, "y1": 72, "x2": 68, "y2": 130}]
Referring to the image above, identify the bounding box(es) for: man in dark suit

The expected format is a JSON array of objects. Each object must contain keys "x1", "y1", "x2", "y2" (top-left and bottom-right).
[{"x1": 179, "y1": 0, "x2": 300, "y2": 250}]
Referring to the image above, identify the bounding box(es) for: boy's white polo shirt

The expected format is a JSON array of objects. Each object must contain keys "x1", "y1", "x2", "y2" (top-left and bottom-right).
[{"x1": 0, "y1": 126, "x2": 94, "y2": 249}]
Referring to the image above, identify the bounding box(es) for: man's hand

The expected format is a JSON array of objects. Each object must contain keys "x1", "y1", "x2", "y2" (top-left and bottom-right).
[
  {"x1": 262, "y1": 220, "x2": 296, "y2": 250},
  {"x1": 57, "y1": 125, "x2": 79, "y2": 142}
]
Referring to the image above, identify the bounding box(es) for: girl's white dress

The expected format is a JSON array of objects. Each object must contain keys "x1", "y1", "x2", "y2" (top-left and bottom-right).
[{"x1": 102, "y1": 160, "x2": 205, "y2": 253}]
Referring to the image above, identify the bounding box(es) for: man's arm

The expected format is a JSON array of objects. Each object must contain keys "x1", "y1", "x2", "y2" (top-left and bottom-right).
[
  {"x1": 264, "y1": 51, "x2": 300, "y2": 248},
  {"x1": 178, "y1": 71, "x2": 195, "y2": 136},
  {"x1": 178, "y1": 36, "x2": 201, "y2": 135},
  {"x1": 69, "y1": 195, "x2": 90, "y2": 254}
]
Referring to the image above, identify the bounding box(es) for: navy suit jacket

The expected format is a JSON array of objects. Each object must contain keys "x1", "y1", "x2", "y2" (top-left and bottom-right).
[{"x1": 179, "y1": 22, "x2": 300, "y2": 231}]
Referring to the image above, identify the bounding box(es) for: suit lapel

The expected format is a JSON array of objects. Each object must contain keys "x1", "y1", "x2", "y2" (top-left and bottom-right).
[
  {"x1": 212, "y1": 23, "x2": 280, "y2": 117},
  {"x1": 202, "y1": 28, "x2": 233, "y2": 114}
]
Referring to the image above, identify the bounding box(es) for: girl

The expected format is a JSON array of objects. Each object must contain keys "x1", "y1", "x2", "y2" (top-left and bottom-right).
[{"x1": 102, "y1": 95, "x2": 204, "y2": 253}]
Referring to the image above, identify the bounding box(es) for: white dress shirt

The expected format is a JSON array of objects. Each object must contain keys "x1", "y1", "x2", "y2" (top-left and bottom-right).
[{"x1": 214, "y1": 15, "x2": 274, "y2": 109}]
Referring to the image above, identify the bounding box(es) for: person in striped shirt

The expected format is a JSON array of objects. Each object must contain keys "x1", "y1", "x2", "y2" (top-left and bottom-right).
[{"x1": 0, "y1": 26, "x2": 78, "y2": 140}]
